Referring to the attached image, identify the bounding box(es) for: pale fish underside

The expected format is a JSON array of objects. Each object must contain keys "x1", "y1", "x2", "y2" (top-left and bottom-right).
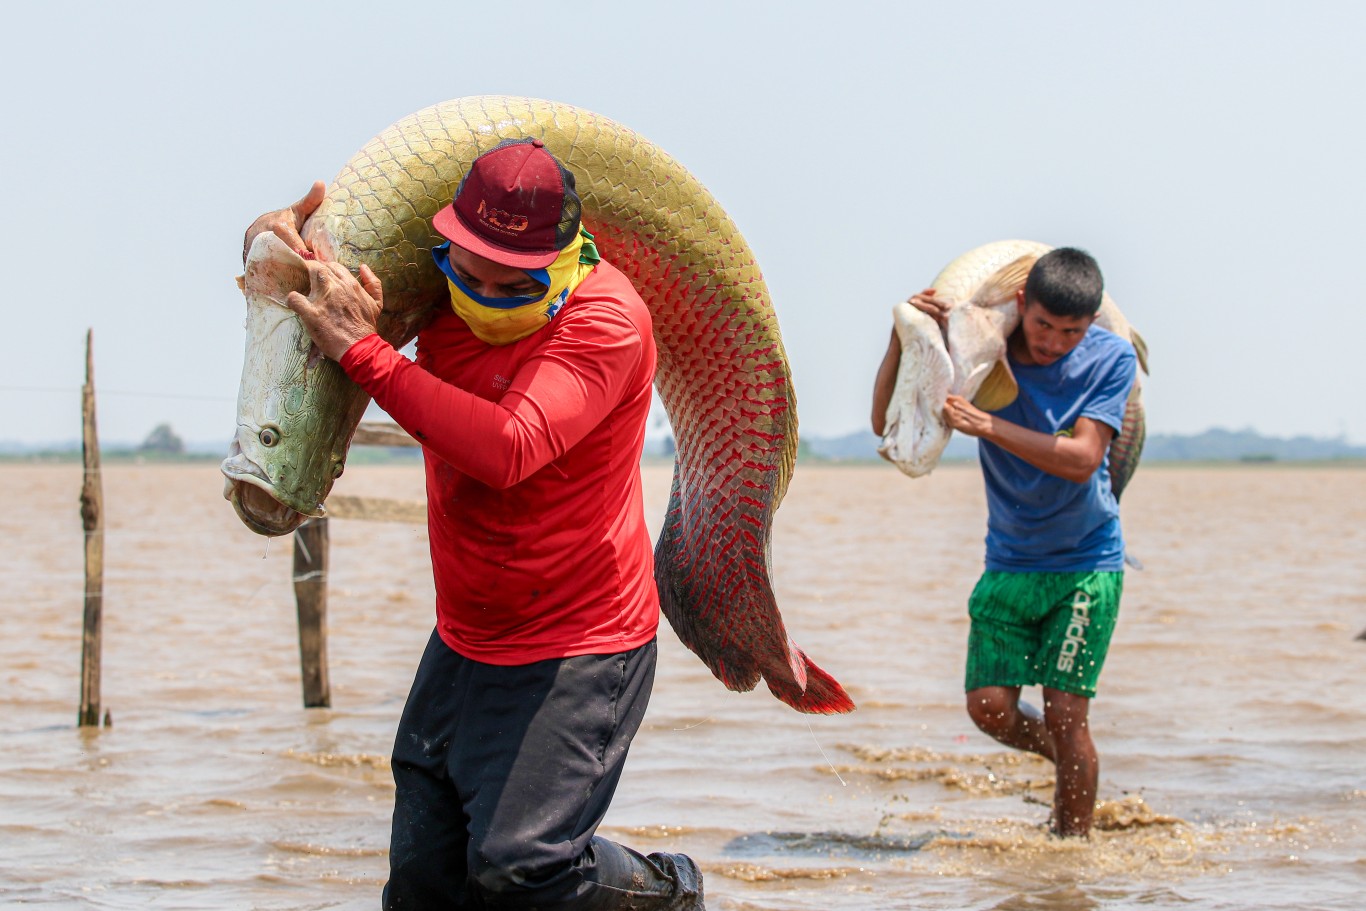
[
  {"x1": 222, "y1": 96, "x2": 853, "y2": 714},
  {"x1": 879, "y1": 240, "x2": 1149, "y2": 498},
  {"x1": 878, "y1": 302, "x2": 953, "y2": 475},
  {"x1": 222, "y1": 234, "x2": 369, "y2": 534}
]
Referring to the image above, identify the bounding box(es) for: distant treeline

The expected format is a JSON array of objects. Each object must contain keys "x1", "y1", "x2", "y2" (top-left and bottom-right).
[
  {"x1": 0, "y1": 443, "x2": 421, "y2": 465},
  {"x1": 794, "y1": 427, "x2": 1366, "y2": 464},
  {"x1": 4, "y1": 426, "x2": 1364, "y2": 465}
]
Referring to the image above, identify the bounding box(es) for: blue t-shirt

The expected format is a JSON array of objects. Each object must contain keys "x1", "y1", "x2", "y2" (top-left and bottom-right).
[{"x1": 979, "y1": 324, "x2": 1138, "y2": 572}]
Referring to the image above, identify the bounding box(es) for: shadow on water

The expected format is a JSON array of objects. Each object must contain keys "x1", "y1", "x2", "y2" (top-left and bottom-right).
[{"x1": 723, "y1": 829, "x2": 951, "y2": 860}]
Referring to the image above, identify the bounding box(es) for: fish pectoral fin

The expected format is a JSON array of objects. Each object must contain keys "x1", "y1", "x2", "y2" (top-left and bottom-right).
[
  {"x1": 971, "y1": 358, "x2": 1018, "y2": 411},
  {"x1": 968, "y1": 253, "x2": 1039, "y2": 309}
]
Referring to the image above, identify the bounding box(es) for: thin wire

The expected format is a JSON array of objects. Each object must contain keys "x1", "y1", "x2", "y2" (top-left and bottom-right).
[
  {"x1": 0, "y1": 385, "x2": 78, "y2": 393},
  {"x1": 103, "y1": 389, "x2": 236, "y2": 402},
  {"x1": 0, "y1": 384, "x2": 234, "y2": 403},
  {"x1": 806, "y1": 720, "x2": 847, "y2": 787}
]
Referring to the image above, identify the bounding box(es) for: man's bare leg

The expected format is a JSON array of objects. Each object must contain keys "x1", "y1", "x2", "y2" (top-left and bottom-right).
[
  {"x1": 1042, "y1": 687, "x2": 1097, "y2": 837},
  {"x1": 965, "y1": 686, "x2": 1056, "y2": 761}
]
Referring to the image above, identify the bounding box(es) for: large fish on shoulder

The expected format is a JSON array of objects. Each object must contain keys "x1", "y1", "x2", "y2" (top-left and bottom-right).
[
  {"x1": 878, "y1": 239, "x2": 1149, "y2": 498},
  {"x1": 223, "y1": 95, "x2": 853, "y2": 714}
]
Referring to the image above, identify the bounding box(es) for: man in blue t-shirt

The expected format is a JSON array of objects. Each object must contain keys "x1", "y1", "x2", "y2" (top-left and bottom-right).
[{"x1": 872, "y1": 247, "x2": 1138, "y2": 837}]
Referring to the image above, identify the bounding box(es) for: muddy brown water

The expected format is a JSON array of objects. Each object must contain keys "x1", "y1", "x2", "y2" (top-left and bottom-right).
[{"x1": 2, "y1": 462, "x2": 1363, "y2": 909}]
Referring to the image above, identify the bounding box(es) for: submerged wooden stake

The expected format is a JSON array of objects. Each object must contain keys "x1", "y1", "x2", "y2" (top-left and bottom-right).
[
  {"x1": 293, "y1": 518, "x2": 331, "y2": 708},
  {"x1": 78, "y1": 329, "x2": 105, "y2": 728},
  {"x1": 281, "y1": 420, "x2": 419, "y2": 707}
]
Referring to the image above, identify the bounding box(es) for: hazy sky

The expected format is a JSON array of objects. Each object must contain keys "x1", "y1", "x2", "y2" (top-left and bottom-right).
[{"x1": 3, "y1": 1, "x2": 1363, "y2": 447}]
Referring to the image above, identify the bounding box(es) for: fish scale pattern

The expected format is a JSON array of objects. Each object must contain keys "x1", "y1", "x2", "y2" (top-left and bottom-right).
[{"x1": 304, "y1": 95, "x2": 851, "y2": 714}]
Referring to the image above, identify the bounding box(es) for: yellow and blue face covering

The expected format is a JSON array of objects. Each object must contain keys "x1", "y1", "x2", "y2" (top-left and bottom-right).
[{"x1": 432, "y1": 228, "x2": 600, "y2": 346}]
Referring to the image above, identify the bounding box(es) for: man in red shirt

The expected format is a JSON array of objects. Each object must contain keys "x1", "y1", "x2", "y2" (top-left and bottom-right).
[{"x1": 247, "y1": 139, "x2": 703, "y2": 909}]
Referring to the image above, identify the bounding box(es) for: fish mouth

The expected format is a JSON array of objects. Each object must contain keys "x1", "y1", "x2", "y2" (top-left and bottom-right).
[{"x1": 221, "y1": 438, "x2": 323, "y2": 537}]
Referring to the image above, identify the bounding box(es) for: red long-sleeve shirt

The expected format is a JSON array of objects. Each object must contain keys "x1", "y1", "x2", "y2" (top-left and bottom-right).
[{"x1": 339, "y1": 261, "x2": 660, "y2": 664}]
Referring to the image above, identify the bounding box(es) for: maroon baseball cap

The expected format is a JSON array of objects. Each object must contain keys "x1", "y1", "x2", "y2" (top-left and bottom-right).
[{"x1": 432, "y1": 138, "x2": 582, "y2": 269}]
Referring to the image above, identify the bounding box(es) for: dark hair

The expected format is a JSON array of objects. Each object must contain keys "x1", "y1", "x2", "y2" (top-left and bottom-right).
[{"x1": 1023, "y1": 247, "x2": 1104, "y2": 318}]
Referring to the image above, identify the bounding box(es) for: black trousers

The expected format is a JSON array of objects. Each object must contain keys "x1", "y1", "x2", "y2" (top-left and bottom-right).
[{"x1": 383, "y1": 630, "x2": 704, "y2": 910}]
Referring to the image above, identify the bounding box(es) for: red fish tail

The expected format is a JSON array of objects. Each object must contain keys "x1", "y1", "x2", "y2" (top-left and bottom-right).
[{"x1": 765, "y1": 647, "x2": 855, "y2": 715}]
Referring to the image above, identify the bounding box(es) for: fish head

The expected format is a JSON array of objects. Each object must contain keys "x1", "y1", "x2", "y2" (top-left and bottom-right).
[{"x1": 221, "y1": 232, "x2": 370, "y2": 537}]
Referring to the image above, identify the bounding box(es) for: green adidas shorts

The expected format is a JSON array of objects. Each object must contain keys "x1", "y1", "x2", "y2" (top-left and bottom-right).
[{"x1": 965, "y1": 570, "x2": 1123, "y2": 698}]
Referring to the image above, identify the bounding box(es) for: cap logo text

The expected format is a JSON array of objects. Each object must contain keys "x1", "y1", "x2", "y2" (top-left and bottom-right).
[{"x1": 476, "y1": 199, "x2": 528, "y2": 234}]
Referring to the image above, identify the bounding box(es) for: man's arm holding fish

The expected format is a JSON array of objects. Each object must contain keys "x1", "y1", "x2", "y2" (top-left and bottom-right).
[
  {"x1": 942, "y1": 396, "x2": 1115, "y2": 485},
  {"x1": 338, "y1": 310, "x2": 647, "y2": 490},
  {"x1": 870, "y1": 288, "x2": 950, "y2": 436},
  {"x1": 870, "y1": 328, "x2": 899, "y2": 436},
  {"x1": 876, "y1": 285, "x2": 1116, "y2": 485},
  {"x1": 248, "y1": 183, "x2": 647, "y2": 491},
  {"x1": 280, "y1": 251, "x2": 642, "y2": 489},
  {"x1": 285, "y1": 258, "x2": 386, "y2": 361}
]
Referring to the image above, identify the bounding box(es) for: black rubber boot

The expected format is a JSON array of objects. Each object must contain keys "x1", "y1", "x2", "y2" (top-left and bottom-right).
[{"x1": 581, "y1": 837, "x2": 705, "y2": 910}]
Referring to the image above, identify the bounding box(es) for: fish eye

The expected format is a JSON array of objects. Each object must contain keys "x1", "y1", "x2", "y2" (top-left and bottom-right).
[
  {"x1": 259, "y1": 426, "x2": 281, "y2": 447},
  {"x1": 331, "y1": 462, "x2": 345, "y2": 479}
]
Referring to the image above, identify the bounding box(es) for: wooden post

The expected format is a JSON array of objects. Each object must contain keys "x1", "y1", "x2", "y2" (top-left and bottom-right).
[
  {"x1": 280, "y1": 421, "x2": 418, "y2": 707},
  {"x1": 78, "y1": 329, "x2": 105, "y2": 728},
  {"x1": 292, "y1": 518, "x2": 331, "y2": 708}
]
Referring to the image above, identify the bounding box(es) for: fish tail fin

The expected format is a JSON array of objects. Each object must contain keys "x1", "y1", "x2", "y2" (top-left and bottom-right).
[
  {"x1": 969, "y1": 253, "x2": 1038, "y2": 308},
  {"x1": 653, "y1": 467, "x2": 853, "y2": 713},
  {"x1": 1130, "y1": 326, "x2": 1151, "y2": 375},
  {"x1": 1109, "y1": 392, "x2": 1146, "y2": 502},
  {"x1": 766, "y1": 645, "x2": 856, "y2": 714}
]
